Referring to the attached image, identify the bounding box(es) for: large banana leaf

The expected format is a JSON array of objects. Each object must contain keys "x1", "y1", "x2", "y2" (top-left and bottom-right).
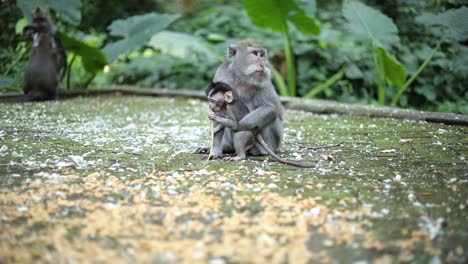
[
  {"x1": 17, "y1": 0, "x2": 81, "y2": 25},
  {"x1": 343, "y1": 1, "x2": 399, "y2": 47},
  {"x1": 103, "y1": 13, "x2": 180, "y2": 62},
  {"x1": 148, "y1": 31, "x2": 220, "y2": 63},
  {"x1": 59, "y1": 32, "x2": 107, "y2": 75},
  {"x1": 416, "y1": 7, "x2": 468, "y2": 41},
  {"x1": 374, "y1": 45, "x2": 407, "y2": 89},
  {"x1": 241, "y1": 0, "x2": 320, "y2": 35}
]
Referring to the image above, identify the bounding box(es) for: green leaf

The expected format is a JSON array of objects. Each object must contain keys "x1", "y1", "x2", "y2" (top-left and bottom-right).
[
  {"x1": 59, "y1": 32, "x2": 107, "y2": 75},
  {"x1": 298, "y1": 0, "x2": 316, "y2": 17},
  {"x1": 15, "y1": 18, "x2": 28, "y2": 35},
  {"x1": 451, "y1": 46, "x2": 468, "y2": 76},
  {"x1": 343, "y1": 1, "x2": 400, "y2": 47},
  {"x1": 48, "y1": 0, "x2": 82, "y2": 25},
  {"x1": 374, "y1": 45, "x2": 407, "y2": 89},
  {"x1": 416, "y1": 7, "x2": 468, "y2": 41},
  {"x1": 103, "y1": 13, "x2": 180, "y2": 62},
  {"x1": 241, "y1": 0, "x2": 320, "y2": 35},
  {"x1": 16, "y1": 0, "x2": 37, "y2": 22},
  {"x1": 306, "y1": 68, "x2": 345, "y2": 98},
  {"x1": 415, "y1": 86, "x2": 437, "y2": 102},
  {"x1": 148, "y1": 31, "x2": 220, "y2": 63},
  {"x1": 17, "y1": 0, "x2": 81, "y2": 25},
  {"x1": 0, "y1": 76, "x2": 14, "y2": 90},
  {"x1": 271, "y1": 67, "x2": 289, "y2": 96}
]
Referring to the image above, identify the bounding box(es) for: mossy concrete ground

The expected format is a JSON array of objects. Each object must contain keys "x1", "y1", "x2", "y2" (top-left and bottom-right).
[{"x1": 0, "y1": 96, "x2": 467, "y2": 263}]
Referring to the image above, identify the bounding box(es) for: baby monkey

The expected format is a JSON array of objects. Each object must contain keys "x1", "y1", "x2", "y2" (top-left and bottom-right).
[{"x1": 207, "y1": 82, "x2": 315, "y2": 168}]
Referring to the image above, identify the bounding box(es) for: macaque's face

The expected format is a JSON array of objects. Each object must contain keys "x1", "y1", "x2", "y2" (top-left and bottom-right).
[
  {"x1": 227, "y1": 41, "x2": 272, "y2": 86},
  {"x1": 32, "y1": 8, "x2": 50, "y2": 32},
  {"x1": 242, "y1": 46, "x2": 268, "y2": 77},
  {"x1": 208, "y1": 92, "x2": 227, "y2": 112}
]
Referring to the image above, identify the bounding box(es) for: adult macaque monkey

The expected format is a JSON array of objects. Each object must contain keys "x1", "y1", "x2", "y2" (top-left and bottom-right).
[
  {"x1": 195, "y1": 39, "x2": 284, "y2": 158},
  {"x1": 23, "y1": 7, "x2": 67, "y2": 81},
  {"x1": 22, "y1": 32, "x2": 61, "y2": 101},
  {"x1": 206, "y1": 82, "x2": 314, "y2": 168}
]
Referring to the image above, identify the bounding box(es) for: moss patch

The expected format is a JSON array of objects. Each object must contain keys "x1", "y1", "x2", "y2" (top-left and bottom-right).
[{"x1": 1, "y1": 96, "x2": 467, "y2": 263}]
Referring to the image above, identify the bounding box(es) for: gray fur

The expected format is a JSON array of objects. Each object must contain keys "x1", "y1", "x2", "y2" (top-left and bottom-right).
[
  {"x1": 212, "y1": 40, "x2": 284, "y2": 156},
  {"x1": 23, "y1": 7, "x2": 67, "y2": 81},
  {"x1": 208, "y1": 82, "x2": 313, "y2": 167},
  {"x1": 23, "y1": 32, "x2": 61, "y2": 101}
]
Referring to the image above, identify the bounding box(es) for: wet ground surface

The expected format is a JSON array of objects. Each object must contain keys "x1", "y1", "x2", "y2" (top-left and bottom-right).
[{"x1": 0, "y1": 96, "x2": 467, "y2": 263}]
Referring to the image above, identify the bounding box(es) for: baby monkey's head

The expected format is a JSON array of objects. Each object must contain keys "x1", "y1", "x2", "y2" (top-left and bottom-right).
[{"x1": 206, "y1": 82, "x2": 235, "y2": 112}]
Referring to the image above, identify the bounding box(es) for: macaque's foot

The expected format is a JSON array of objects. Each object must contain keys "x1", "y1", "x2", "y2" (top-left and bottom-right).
[
  {"x1": 223, "y1": 156, "x2": 245, "y2": 161},
  {"x1": 202, "y1": 154, "x2": 223, "y2": 160},
  {"x1": 194, "y1": 147, "x2": 209, "y2": 154},
  {"x1": 249, "y1": 147, "x2": 268, "y2": 156}
]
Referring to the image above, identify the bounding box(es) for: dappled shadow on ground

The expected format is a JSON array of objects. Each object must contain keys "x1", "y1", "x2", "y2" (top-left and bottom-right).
[{"x1": 0, "y1": 96, "x2": 467, "y2": 263}]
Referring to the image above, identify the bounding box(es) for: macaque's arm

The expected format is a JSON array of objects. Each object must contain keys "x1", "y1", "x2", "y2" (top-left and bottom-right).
[
  {"x1": 213, "y1": 116, "x2": 239, "y2": 130},
  {"x1": 208, "y1": 112, "x2": 239, "y2": 130},
  {"x1": 213, "y1": 123, "x2": 224, "y2": 134},
  {"x1": 237, "y1": 105, "x2": 276, "y2": 131}
]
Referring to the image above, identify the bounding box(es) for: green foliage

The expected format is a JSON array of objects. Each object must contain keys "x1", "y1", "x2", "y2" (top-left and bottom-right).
[
  {"x1": 374, "y1": 45, "x2": 407, "y2": 89},
  {"x1": 242, "y1": 0, "x2": 320, "y2": 35},
  {"x1": 391, "y1": 39, "x2": 443, "y2": 107},
  {"x1": 416, "y1": 7, "x2": 468, "y2": 41},
  {"x1": 390, "y1": 7, "x2": 468, "y2": 107},
  {"x1": 79, "y1": 0, "x2": 164, "y2": 32},
  {"x1": 17, "y1": 0, "x2": 82, "y2": 25},
  {"x1": 15, "y1": 18, "x2": 28, "y2": 35},
  {"x1": 59, "y1": 32, "x2": 107, "y2": 75},
  {"x1": 0, "y1": 77, "x2": 14, "y2": 90},
  {"x1": 343, "y1": 1, "x2": 400, "y2": 48},
  {"x1": 148, "y1": 31, "x2": 220, "y2": 63},
  {"x1": 103, "y1": 13, "x2": 180, "y2": 62},
  {"x1": 48, "y1": 0, "x2": 82, "y2": 25},
  {"x1": 242, "y1": 0, "x2": 320, "y2": 96},
  {"x1": 1, "y1": 0, "x2": 466, "y2": 114},
  {"x1": 16, "y1": 0, "x2": 39, "y2": 22},
  {"x1": 343, "y1": 1, "x2": 407, "y2": 105},
  {"x1": 306, "y1": 68, "x2": 345, "y2": 99},
  {"x1": 104, "y1": 55, "x2": 214, "y2": 90}
]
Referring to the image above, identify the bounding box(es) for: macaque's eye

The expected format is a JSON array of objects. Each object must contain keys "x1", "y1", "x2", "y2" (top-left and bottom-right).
[
  {"x1": 259, "y1": 51, "x2": 265, "y2": 57},
  {"x1": 252, "y1": 50, "x2": 258, "y2": 56}
]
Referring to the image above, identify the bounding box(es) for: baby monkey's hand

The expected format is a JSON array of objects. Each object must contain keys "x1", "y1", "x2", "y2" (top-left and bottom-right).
[{"x1": 208, "y1": 112, "x2": 216, "y2": 120}]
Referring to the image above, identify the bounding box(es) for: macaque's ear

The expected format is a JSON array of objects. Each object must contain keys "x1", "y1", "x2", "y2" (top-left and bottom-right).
[
  {"x1": 227, "y1": 45, "x2": 237, "y2": 60},
  {"x1": 225, "y1": 91, "x2": 234, "y2": 103}
]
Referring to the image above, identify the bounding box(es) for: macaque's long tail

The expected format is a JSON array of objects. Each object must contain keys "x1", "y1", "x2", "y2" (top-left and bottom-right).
[
  {"x1": 0, "y1": 93, "x2": 38, "y2": 103},
  {"x1": 256, "y1": 135, "x2": 315, "y2": 168}
]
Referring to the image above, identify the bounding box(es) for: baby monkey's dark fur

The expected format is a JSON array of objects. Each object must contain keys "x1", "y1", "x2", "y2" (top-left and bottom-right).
[{"x1": 207, "y1": 82, "x2": 315, "y2": 168}]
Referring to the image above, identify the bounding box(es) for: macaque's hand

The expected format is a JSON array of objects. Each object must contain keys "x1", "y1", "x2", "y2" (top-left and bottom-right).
[
  {"x1": 212, "y1": 115, "x2": 223, "y2": 123},
  {"x1": 203, "y1": 153, "x2": 223, "y2": 160},
  {"x1": 208, "y1": 112, "x2": 215, "y2": 120},
  {"x1": 194, "y1": 146, "x2": 209, "y2": 154}
]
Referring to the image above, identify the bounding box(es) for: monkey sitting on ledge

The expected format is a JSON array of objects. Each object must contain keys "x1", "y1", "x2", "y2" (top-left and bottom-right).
[
  {"x1": 195, "y1": 39, "x2": 284, "y2": 158},
  {"x1": 23, "y1": 7, "x2": 67, "y2": 82},
  {"x1": 206, "y1": 82, "x2": 315, "y2": 168},
  {"x1": 23, "y1": 32, "x2": 62, "y2": 101}
]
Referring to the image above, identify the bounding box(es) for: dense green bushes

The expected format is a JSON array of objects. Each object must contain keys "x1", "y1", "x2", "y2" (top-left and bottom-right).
[{"x1": 1, "y1": 0, "x2": 466, "y2": 114}]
